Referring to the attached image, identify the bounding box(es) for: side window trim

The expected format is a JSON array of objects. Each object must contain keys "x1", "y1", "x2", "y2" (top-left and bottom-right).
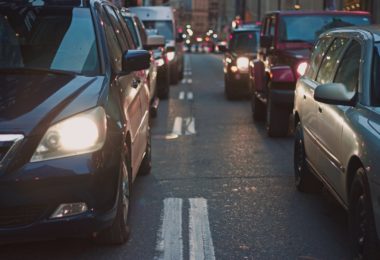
[{"x1": 309, "y1": 36, "x2": 333, "y2": 81}]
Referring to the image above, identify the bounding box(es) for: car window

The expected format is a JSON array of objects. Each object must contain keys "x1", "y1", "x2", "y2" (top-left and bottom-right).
[
  {"x1": 104, "y1": 5, "x2": 128, "y2": 51},
  {"x1": 97, "y1": 5, "x2": 122, "y2": 71},
  {"x1": 269, "y1": 16, "x2": 276, "y2": 37},
  {"x1": 229, "y1": 31, "x2": 259, "y2": 53},
  {"x1": 372, "y1": 44, "x2": 380, "y2": 105},
  {"x1": 114, "y1": 9, "x2": 136, "y2": 49},
  {"x1": 124, "y1": 16, "x2": 140, "y2": 48},
  {"x1": 316, "y1": 38, "x2": 349, "y2": 84},
  {"x1": 334, "y1": 40, "x2": 361, "y2": 92},
  {"x1": 306, "y1": 37, "x2": 332, "y2": 79}
]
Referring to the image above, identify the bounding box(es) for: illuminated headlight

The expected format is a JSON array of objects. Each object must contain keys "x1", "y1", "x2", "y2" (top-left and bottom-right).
[
  {"x1": 31, "y1": 107, "x2": 107, "y2": 162},
  {"x1": 166, "y1": 51, "x2": 175, "y2": 62},
  {"x1": 236, "y1": 57, "x2": 249, "y2": 73},
  {"x1": 296, "y1": 62, "x2": 308, "y2": 77},
  {"x1": 155, "y1": 58, "x2": 165, "y2": 67},
  {"x1": 50, "y1": 203, "x2": 88, "y2": 219}
]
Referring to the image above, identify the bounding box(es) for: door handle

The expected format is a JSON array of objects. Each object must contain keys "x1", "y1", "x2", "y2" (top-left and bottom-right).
[
  {"x1": 132, "y1": 79, "x2": 140, "y2": 88},
  {"x1": 318, "y1": 107, "x2": 322, "y2": 113}
]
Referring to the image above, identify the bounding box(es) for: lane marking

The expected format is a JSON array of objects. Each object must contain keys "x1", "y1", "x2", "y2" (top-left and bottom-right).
[
  {"x1": 187, "y1": 92, "x2": 193, "y2": 101},
  {"x1": 179, "y1": 91, "x2": 185, "y2": 100},
  {"x1": 172, "y1": 117, "x2": 182, "y2": 136},
  {"x1": 184, "y1": 117, "x2": 196, "y2": 135},
  {"x1": 181, "y1": 78, "x2": 187, "y2": 84},
  {"x1": 187, "y1": 78, "x2": 192, "y2": 84},
  {"x1": 189, "y1": 198, "x2": 216, "y2": 260},
  {"x1": 155, "y1": 198, "x2": 183, "y2": 260}
]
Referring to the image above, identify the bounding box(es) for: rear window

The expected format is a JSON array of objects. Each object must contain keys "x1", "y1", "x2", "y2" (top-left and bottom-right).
[
  {"x1": 143, "y1": 20, "x2": 173, "y2": 41},
  {"x1": 280, "y1": 15, "x2": 370, "y2": 43},
  {"x1": 229, "y1": 31, "x2": 259, "y2": 53}
]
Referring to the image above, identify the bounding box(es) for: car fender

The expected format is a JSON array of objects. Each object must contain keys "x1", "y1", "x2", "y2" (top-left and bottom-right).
[{"x1": 270, "y1": 65, "x2": 295, "y2": 83}]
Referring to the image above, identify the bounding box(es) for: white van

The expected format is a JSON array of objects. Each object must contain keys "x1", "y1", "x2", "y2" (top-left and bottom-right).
[{"x1": 130, "y1": 6, "x2": 184, "y2": 84}]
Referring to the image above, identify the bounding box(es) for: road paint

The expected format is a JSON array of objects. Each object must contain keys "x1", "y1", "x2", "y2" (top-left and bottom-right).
[
  {"x1": 179, "y1": 91, "x2": 185, "y2": 100},
  {"x1": 181, "y1": 78, "x2": 187, "y2": 84},
  {"x1": 189, "y1": 198, "x2": 215, "y2": 260},
  {"x1": 187, "y1": 92, "x2": 193, "y2": 100},
  {"x1": 187, "y1": 78, "x2": 192, "y2": 84},
  {"x1": 184, "y1": 117, "x2": 196, "y2": 135},
  {"x1": 155, "y1": 198, "x2": 183, "y2": 260},
  {"x1": 172, "y1": 117, "x2": 182, "y2": 136}
]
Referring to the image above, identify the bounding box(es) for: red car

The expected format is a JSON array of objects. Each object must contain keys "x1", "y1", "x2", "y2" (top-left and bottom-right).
[{"x1": 249, "y1": 11, "x2": 371, "y2": 137}]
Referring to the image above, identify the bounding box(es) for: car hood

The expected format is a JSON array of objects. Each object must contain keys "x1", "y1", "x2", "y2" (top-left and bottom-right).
[
  {"x1": 0, "y1": 73, "x2": 105, "y2": 136},
  {"x1": 282, "y1": 48, "x2": 311, "y2": 60}
]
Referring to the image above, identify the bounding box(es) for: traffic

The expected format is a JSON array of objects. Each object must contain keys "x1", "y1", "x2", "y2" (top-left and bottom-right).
[{"x1": 0, "y1": 0, "x2": 380, "y2": 259}]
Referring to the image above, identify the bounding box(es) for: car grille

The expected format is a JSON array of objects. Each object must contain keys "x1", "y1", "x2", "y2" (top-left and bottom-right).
[{"x1": 0, "y1": 205, "x2": 47, "y2": 228}]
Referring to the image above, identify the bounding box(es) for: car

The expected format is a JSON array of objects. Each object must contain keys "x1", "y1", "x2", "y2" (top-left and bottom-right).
[
  {"x1": 250, "y1": 11, "x2": 371, "y2": 137},
  {"x1": 0, "y1": 0, "x2": 151, "y2": 244},
  {"x1": 130, "y1": 6, "x2": 184, "y2": 85},
  {"x1": 293, "y1": 25, "x2": 380, "y2": 259},
  {"x1": 121, "y1": 8, "x2": 166, "y2": 116},
  {"x1": 146, "y1": 28, "x2": 171, "y2": 100},
  {"x1": 224, "y1": 25, "x2": 260, "y2": 99}
]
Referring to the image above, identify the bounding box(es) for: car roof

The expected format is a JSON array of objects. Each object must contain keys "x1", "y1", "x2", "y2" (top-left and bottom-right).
[
  {"x1": 266, "y1": 10, "x2": 370, "y2": 16},
  {"x1": 322, "y1": 25, "x2": 380, "y2": 42}
]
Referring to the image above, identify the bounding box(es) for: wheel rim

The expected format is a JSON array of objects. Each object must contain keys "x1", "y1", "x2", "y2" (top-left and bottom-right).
[{"x1": 353, "y1": 193, "x2": 367, "y2": 258}]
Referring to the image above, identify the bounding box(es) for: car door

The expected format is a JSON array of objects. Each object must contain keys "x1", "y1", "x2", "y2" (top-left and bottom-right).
[
  {"x1": 311, "y1": 37, "x2": 350, "y2": 182},
  {"x1": 317, "y1": 39, "x2": 362, "y2": 196},
  {"x1": 101, "y1": 5, "x2": 143, "y2": 179},
  {"x1": 299, "y1": 36, "x2": 332, "y2": 169}
]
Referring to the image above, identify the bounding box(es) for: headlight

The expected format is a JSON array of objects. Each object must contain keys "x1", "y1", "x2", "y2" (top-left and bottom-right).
[
  {"x1": 166, "y1": 51, "x2": 175, "y2": 62},
  {"x1": 296, "y1": 62, "x2": 308, "y2": 77},
  {"x1": 236, "y1": 57, "x2": 249, "y2": 73},
  {"x1": 155, "y1": 58, "x2": 165, "y2": 67},
  {"x1": 31, "y1": 107, "x2": 107, "y2": 162}
]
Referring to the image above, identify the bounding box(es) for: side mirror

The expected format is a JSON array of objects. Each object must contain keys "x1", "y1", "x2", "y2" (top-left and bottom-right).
[
  {"x1": 144, "y1": 35, "x2": 165, "y2": 50},
  {"x1": 314, "y1": 83, "x2": 356, "y2": 106},
  {"x1": 122, "y1": 50, "x2": 151, "y2": 73},
  {"x1": 260, "y1": 35, "x2": 273, "y2": 49}
]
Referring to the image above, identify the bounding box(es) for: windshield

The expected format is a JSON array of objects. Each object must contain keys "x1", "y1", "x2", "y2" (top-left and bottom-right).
[
  {"x1": 280, "y1": 15, "x2": 370, "y2": 43},
  {"x1": 143, "y1": 20, "x2": 173, "y2": 41},
  {"x1": 0, "y1": 6, "x2": 99, "y2": 75},
  {"x1": 373, "y1": 44, "x2": 380, "y2": 105},
  {"x1": 229, "y1": 31, "x2": 259, "y2": 53}
]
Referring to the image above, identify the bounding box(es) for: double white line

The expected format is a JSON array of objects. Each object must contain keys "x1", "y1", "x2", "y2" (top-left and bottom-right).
[
  {"x1": 172, "y1": 117, "x2": 196, "y2": 136},
  {"x1": 155, "y1": 198, "x2": 216, "y2": 260},
  {"x1": 179, "y1": 91, "x2": 193, "y2": 101}
]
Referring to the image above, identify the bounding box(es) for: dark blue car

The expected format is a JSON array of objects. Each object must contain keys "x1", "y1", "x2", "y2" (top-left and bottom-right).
[{"x1": 0, "y1": 0, "x2": 152, "y2": 244}]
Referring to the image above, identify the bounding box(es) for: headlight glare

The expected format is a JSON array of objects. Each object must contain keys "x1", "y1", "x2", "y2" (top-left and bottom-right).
[
  {"x1": 31, "y1": 107, "x2": 106, "y2": 162},
  {"x1": 166, "y1": 51, "x2": 175, "y2": 62},
  {"x1": 297, "y1": 62, "x2": 308, "y2": 77},
  {"x1": 236, "y1": 57, "x2": 249, "y2": 72}
]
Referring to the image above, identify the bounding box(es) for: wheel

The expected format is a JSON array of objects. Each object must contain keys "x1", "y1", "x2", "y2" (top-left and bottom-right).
[
  {"x1": 266, "y1": 90, "x2": 289, "y2": 137},
  {"x1": 294, "y1": 122, "x2": 322, "y2": 193},
  {"x1": 349, "y1": 168, "x2": 380, "y2": 259},
  {"x1": 251, "y1": 95, "x2": 265, "y2": 121},
  {"x1": 138, "y1": 124, "x2": 152, "y2": 176},
  {"x1": 95, "y1": 151, "x2": 131, "y2": 245},
  {"x1": 157, "y1": 70, "x2": 170, "y2": 100}
]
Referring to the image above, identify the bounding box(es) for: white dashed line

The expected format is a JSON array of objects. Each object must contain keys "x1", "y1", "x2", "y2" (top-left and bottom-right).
[
  {"x1": 172, "y1": 117, "x2": 182, "y2": 136},
  {"x1": 184, "y1": 117, "x2": 196, "y2": 135},
  {"x1": 187, "y1": 78, "x2": 192, "y2": 84},
  {"x1": 179, "y1": 91, "x2": 185, "y2": 100},
  {"x1": 187, "y1": 92, "x2": 193, "y2": 100}
]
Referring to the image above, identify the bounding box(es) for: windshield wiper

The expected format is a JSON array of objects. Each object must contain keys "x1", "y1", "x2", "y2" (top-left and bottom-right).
[{"x1": 0, "y1": 67, "x2": 79, "y2": 76}]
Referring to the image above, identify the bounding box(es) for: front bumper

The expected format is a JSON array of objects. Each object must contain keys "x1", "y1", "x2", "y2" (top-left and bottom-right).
[
  {"x1": 226, "y1": 72, "x2": 250, "y2": 95},
  {"x1": 0, "y1": 134, "x2": 122, "y2": 242}
]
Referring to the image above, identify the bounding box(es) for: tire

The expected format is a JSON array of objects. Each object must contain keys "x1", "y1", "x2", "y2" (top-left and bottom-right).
[
  {"x1": 294, "y1": 122, "x2": 322, "y2": 193},
  {"x1": 157, "y1": 70, "x2": 170, "y2": 100},
  {"x1": 251, "y1": 95, "x2": 265, "y2": 121},
  {"x1": 349, "y1": 168, "x2": 380, "y2": 259},
  {"x1": 95, "y1": 151, "x2": 131, "y2": 245},
  {"x1": 138, "y1": 124, "x2": 152, "y2": 176},
  {"x1": 266, "y1": 90, "x2": 290, "y2": 137}
]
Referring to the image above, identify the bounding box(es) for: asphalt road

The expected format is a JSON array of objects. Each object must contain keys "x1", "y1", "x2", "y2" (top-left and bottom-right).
[{"x1": 0, "y1": 54, "x2": 350, "y2": 260}]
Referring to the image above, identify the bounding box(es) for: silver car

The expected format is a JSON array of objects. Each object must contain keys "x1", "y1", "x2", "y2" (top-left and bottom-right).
[{"x1": 293, "y1": 25, "x2": 380, "y2": 259}]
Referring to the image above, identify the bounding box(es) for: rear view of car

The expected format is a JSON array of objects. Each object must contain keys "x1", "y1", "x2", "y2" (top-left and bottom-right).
[
  {"x1": 130, "y1": 6, "x2": 184, "y2": 85},
  {"x1": 224, "y1": 26, "x2": 260, "y2": 99}
]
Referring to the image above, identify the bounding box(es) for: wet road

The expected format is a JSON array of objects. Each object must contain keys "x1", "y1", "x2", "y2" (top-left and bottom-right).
[{"x1": 0, "y1": 54, "x2": 350, "y2": 259}]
